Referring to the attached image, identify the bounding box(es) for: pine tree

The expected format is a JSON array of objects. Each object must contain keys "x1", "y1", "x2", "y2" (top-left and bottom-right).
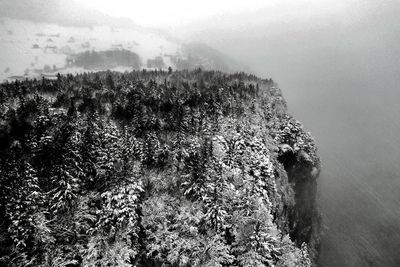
[
  {"x1": 80, "y1": 113, "x2": 102, "y2": 189},
  {"x1": 50, "y1": 119, "x2": 82, "y2": 214},
  {"x1": 85, "y1": 180, "x2": 143, "y2": 266},
  {"x1": 4, "y1": 161, "x2": 51, "y2": 266}
]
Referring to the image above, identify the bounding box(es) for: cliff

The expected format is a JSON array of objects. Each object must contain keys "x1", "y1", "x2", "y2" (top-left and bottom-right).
[{"x1": 0, "y1": 69, "x2": 320, "y2": 266}]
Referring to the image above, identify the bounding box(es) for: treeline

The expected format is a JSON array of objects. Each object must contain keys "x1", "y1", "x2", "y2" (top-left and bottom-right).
[
  {"x1": 147, "y1": 56, "x2": 165, "y2": 69},
  {"x1": 0, "y1": 69, "x2": 318, "y2": 266},
  {"x1": 70, "y1": 49, "x2": 141, "y2": 70}
]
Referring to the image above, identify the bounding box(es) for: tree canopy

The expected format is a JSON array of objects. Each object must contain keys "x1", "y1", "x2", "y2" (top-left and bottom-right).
[{"x1": 0, "y1": 69, "x2": 318, "y2": 266}]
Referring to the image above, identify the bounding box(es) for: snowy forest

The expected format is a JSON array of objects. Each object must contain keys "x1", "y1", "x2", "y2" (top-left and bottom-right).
[
  {"x1": 70, "y1": 50, "x2": 142, "y2": 70},
  {"x1": 0, "y1": 69, "x2": 319, "y2": 266}
]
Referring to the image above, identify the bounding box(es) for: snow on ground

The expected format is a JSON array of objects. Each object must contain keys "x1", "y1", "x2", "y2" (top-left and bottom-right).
[{"x1": 0, "y1": 18, "x2": 181, "y2": 81}]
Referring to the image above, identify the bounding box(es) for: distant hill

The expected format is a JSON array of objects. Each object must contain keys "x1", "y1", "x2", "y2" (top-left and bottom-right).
[
  {"x1": 0, "y1": 0, "x2": 137, "y2": 28},
  {"x1": 180, "y1": 43, "x2": 251, "y2": 73}
]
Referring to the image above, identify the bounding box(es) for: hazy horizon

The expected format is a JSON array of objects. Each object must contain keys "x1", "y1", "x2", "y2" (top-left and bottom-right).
[{"x1": 76, "y1": 0, "x2": 357, "y2": 29}]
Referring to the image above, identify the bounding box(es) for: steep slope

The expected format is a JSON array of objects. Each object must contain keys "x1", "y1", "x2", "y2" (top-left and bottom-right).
[{"x1": 0, "y1": 70, "x2": 320, "y2": 266}]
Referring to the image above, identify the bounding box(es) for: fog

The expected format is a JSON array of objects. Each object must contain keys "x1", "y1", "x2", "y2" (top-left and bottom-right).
[
  {"x1": 2, "y1": 0, "x2": 400, "y2": 265},
  {"x1": 172, "y1": 1, "x2": 400, "y2": 266}
]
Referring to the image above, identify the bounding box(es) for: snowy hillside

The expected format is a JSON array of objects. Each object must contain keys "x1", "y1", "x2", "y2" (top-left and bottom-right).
[
  {"x1": 0, "y1": 16, "x2": 247, "y2": 81},
  {"x1": 0, "y1": 17, "x2": 180, "y2": 80}
]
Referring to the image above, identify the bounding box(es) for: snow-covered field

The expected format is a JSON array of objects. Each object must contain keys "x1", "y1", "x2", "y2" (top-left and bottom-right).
[{"x1": 0, "y1": 18, "x2": 181, "y2": 81}]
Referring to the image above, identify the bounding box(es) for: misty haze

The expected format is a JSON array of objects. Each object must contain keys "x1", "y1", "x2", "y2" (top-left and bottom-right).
[{"x1": 0, "y1": 0, "x2": 399, "y2": 266}]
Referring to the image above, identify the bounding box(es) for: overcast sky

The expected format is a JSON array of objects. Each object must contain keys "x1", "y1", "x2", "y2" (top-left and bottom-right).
[{"x1": 75, "y1": 0, "x2": 358, "y2": 28}]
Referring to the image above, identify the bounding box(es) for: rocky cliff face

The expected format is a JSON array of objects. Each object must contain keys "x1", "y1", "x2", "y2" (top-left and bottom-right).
[
  {"x1": 267, "y1": 87, "x2": 321, "y2": 265},
  {"x1": 277, "y1": 143, "x2": 321, "y2": 263}
]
